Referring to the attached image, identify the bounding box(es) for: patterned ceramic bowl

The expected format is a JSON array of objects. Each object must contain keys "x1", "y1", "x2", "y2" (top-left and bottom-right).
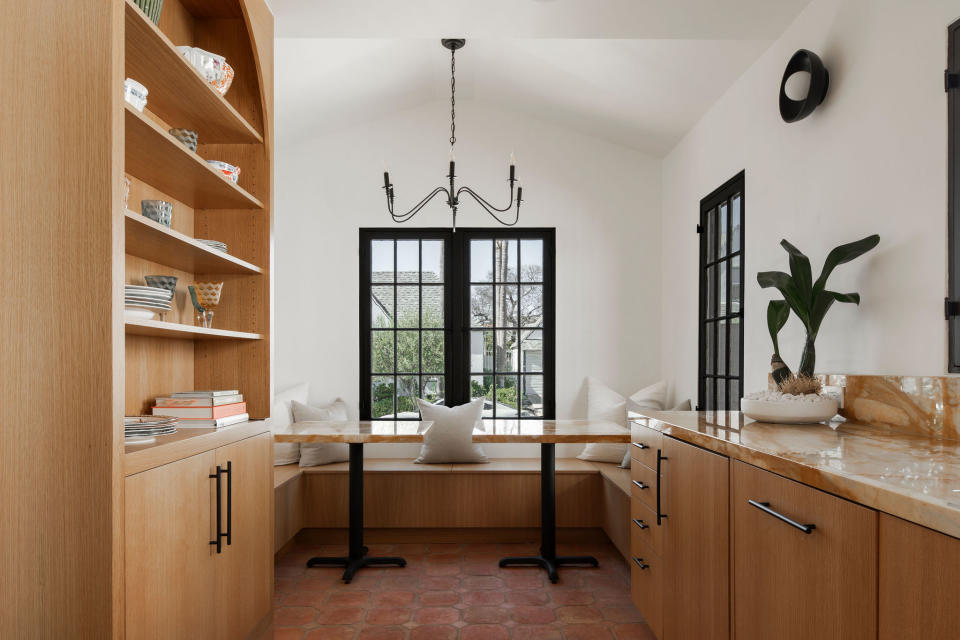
[
  {"x1": 144, "y1": 275, "x2": 178, "y2": 296},
  {"x1": 141, "y1": 200, "x2": 172, "y2": 226},
  {"x1": 212, "y1": 61, "x2": 234, "y2": 96},
  {"x1": 206, "y1": 160, "x2": 240, "y2": 184},
  {"x1": 168, "y1": 128, "x2": 198, "y2": 152},
  {"x1": 192, "y1": 282, "x2": 223, "y2": 308}
]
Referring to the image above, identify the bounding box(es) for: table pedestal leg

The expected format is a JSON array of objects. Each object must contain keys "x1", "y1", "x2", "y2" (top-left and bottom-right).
[
  {"x1": 306, "y1": 443, "x2": 406, "y2": 583},
  {"x1": 499, "y1": 443, "x2": 599, "y2": 583}
]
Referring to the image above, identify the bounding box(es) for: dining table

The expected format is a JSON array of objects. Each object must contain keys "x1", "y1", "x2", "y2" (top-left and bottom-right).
[{"x1": 274, "y1": 418, "x2": 630, "y2": 583}]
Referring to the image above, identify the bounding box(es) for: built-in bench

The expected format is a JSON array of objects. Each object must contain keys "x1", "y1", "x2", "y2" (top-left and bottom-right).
[{"x1": 274, "y1": 458, "x2": 631, "y2": 560}]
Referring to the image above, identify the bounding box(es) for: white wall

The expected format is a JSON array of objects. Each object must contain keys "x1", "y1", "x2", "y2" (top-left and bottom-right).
[
  {"x1": 660, "y1": 0, "x2": 959, "y2": 404},
  {"x1": 275, "y1": 57, "x2": 662, "y2": 455}
]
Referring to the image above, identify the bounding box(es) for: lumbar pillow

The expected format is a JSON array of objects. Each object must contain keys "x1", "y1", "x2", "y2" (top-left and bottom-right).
[
  {"x1": 270, "y1": 382, "x2": 309, "y2": 466},
  {"x1": 578, "y1": 378, "x2": 666, "y2": 465},
  {"x1": 415, "y1": 398, "x2": 488, "y2": 464},
  {"x1": 293, "y1": 399, "x2": 350, "y2": 467}
]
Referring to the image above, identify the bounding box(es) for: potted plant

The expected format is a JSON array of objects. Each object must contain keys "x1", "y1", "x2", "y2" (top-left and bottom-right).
[{"x1": 741, "y1": 234, "x2": 880, "y2": 424}]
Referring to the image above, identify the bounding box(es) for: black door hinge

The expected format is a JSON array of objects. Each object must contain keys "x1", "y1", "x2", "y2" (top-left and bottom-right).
[
  {"x1": 696, "y1": 224, "x2": 703, "y2": 233},
  {"x1": 946, "y1": 297, "x2": 960, "y2": 319},
  {"x1": 947, "y1": 70, "x2": 959, "y2": 92}
]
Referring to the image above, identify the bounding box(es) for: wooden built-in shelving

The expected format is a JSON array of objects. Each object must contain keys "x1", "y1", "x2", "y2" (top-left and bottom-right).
[
  {"x1": 124, "y1": 0, "x2": 262, "y2": 143},
  {"x1": 125, "y1": 210, "x2": 262, "y2": 274},
  {"x1": 125, "y1": 104, "x2": 263, "y2": 209},
  {"x1": 125, "y1": 318, "x2": 262, "y2": 340}
]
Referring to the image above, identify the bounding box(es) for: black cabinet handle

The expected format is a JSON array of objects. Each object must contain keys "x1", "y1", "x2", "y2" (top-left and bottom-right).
[
  {"x1": 749, "y1": 499, "x2": 816, "y2": 534},
  {"x1": 632, "y1": 556, "x2": 650, "y2": 570},
  {"x1": 656, "y1": 449, "x2": 668, "y2": 525},
  {"x1": 632, "y1": 518, "x2": 649, "y2": 530},
  {"x1": 225, "y1": 460, "x2": 233, "y2": 546},
  {"x1": 209, "y1": 465, "x2": 222, "y2": 553},
  {"x1": 632, "y1": 442, "x2": 648, "y2": 450},
  {"x1": 632, "y1": 479, "x2": 648, "y2": 490}
]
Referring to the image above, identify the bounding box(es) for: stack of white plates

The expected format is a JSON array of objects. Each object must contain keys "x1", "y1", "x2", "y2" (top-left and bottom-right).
[
  {"x1": 124, "y1": 415, "x2": 178, "y2": 444},
  {"x1": 198, "y1": 239, "x2": 227, "y2": 253},
  {"x1": 125, "y1": 284, "x2": 173, "y2": 320}
]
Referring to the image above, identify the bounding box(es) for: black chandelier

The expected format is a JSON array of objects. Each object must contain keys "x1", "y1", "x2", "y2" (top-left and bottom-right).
[{"x1": 382, "y1": 38, "x2": 522, "y2": 231}]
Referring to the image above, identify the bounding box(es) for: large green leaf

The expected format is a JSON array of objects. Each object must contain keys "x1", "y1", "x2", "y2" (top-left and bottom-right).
[
  {"x1": 809, "y1": 289, "x2": 837, "y2": 335},
  {"x1": 766, "y1": 300, "x2": 790, "y2": 356},
  {"x1": 813, "y1": 234, "x2": 880, "y2": 292},
  {"x1": 780, "y1": 240, "x2": 812, "y2": 300},
  {"x1": 757, "y1": 270, "x2": 809, "y2": 327},
  {"x1": 828, "y1": 291, "x2": 861, "y2": 304}
]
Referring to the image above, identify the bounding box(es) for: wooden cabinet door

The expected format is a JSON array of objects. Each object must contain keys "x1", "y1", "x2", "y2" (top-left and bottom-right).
[
  {"x1": 879, "y1": 513, "x2": 960, "y2": 639},
  {"x1": 215, "y1": 433, "x2": 273, "y2": 640},
  {"x1": 125, "y1": 451, "x2": 217, "y2": 640},
  {"x1": 630, "y1": 544, "x2": 663, "y2": 640},
  {"x1": 732, "y1": 461, "x2": 877, "y2": 640},
  {"x1": 662, "y1": 436, "x2": 729, "y2": 640}
]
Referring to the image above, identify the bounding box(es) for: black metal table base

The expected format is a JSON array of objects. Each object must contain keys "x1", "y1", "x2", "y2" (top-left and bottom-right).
[
  {"x1": 305, "y1": 443, "x2": 406, "y2": 583},
  {"x1": 498, "y1": 443, "x2": 599, "y2": 583}
]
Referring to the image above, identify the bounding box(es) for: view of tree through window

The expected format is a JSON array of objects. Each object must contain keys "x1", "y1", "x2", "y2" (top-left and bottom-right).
[{"x1": 360, "y1": 229, "x2": 554, "y2": 420}]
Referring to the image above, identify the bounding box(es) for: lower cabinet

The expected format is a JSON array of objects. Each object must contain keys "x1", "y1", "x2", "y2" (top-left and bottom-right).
[
  {"x1": 125, "y1": 432, "x2": 272, "y2": 640},
  {"x1": 879, "y1": 513, "x2": 960, "y2": 639},
  {"x1": 731, "y1": 460, "x2": 877, "y2": 640}
]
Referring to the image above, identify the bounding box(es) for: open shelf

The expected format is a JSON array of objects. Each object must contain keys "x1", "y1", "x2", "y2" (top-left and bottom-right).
[
  {"x1": 124, "y1": 0, "x2": 262, "y2": 144},
  {"x1": 125, "y1": 318, "x2": 262, "y2": 340},
  {"x1": 125, "y1": 210, "x2": 262, "y2": 274},
  {"x1": 125, "y1": 104, "x2": 263, "y2": 210}
]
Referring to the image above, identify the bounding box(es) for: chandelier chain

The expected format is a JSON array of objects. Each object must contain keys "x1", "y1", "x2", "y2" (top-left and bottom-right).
[{"x1": 449, "y1": 49, "x2": 456, "y2": 147}]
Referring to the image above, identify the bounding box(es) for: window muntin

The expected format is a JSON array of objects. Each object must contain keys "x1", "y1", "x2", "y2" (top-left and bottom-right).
[{"x1": 699, "y1": 173, "x2": 745, "y2": 411}]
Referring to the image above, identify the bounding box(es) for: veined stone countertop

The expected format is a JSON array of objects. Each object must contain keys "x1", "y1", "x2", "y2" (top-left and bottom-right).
[{"x1": 631, "y1": 410, "x2": 960, "y2": 539}]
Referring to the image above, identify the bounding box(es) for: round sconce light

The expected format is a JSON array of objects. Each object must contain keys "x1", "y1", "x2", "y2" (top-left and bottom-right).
[{"x1": 779, "y1": 49, "x2": 829, "y2": 123}]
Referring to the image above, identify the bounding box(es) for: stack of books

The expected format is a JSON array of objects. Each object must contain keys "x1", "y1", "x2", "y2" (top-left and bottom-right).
[{"x1": 153, "y1": 390, "x2": 248, "y2": 428}]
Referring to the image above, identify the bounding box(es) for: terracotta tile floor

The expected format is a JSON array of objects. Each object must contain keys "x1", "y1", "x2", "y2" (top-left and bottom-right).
[{"x1": 267, "y1": 539, "x2": 655, "y2": 640}]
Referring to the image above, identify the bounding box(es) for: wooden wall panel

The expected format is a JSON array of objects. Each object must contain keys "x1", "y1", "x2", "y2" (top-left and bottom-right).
[
  {"x1": 125, "y1": 335, "x2": 195, "y2": 415},
  {"x1": 0, "y1": 1, "x2": 125, "y2": 636},
  {"x1": 275, "y1": 475, "x2": 304, "y2": 553},
  {"x1": 599, "y1": 476, "x2": 631, "y2": 560}
]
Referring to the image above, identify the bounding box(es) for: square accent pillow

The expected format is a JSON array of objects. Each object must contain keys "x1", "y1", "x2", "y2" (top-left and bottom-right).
[
  {"x1": 293, "y1": 399, "x2": 350, "y2": 467},
  {"x1": 269, "y1": 382, "x2": 308, "y2": 466},
  {"x1": 578, "y1": 378, "x2": 667, "y2": 465},
  {"x1": 415, "y1": 398, "x2": 488, "y2": 464}
]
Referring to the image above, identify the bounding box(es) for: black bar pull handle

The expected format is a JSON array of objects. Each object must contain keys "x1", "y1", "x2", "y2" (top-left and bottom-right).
[
  {"x1": 632, "y1": 442, "x2": 648, "y2": 450},
  {"x1": 656, "y1": 449, "x2": 668, "y2": 525},
  {"x1": 749, "y1": 499, "x2": 816, "y2": 534},
  {"x1": 632, "y1": 556, "x2": 650, "y2": 570},
  {"x1": 226, "y1": 461, "x2": 233, "y2": 546},
  {"x1": 632, "y1": 479, "x2": 648, "y2": 490},
  {"x1": 632, "y1": 518, "x2": 649, "y2": 530},
  {"x1": 209, "y1": 465, "x2": 222, "y2": 553}
]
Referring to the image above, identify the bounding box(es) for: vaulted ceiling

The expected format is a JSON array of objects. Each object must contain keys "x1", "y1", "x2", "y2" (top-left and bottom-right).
[{"x1": 271, "y1": 0, "x2": 813, "y2": 155}]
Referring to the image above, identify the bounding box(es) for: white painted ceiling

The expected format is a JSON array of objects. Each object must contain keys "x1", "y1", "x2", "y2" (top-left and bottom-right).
[{"x1": 273, "y1": 1, "x2": 813, "y2": 155}]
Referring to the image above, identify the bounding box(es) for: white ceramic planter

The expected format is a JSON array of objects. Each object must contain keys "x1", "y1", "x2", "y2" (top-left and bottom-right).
[{"x1": 741, "y1": 395, "x2": 839, "y2": 424}]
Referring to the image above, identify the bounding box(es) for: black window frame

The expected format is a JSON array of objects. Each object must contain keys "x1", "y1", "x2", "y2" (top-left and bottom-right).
[
  {"x1": 697, "y1": 171, "x2": 745, "y2": 411},
  {"x1": 359, "y1": 227, "x2": 556, "y2": 420},
  {"x1": 948, "y1": 18, "x2": 960, "y2": 370}
]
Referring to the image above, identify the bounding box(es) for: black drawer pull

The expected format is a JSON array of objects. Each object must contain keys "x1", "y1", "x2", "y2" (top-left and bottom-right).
[
  {"x1": 632, "y1": 479, "x2": 648, "y2": 490},
  {"x1": 656, "y1": 449, "x2": 667, "y2": 525},
  {"x1": 225, "y1": 460, "x2": 233, "y2": 546},
  {"x1": 749, "y1": 499, "x2": 816, "y2": 534},
  {"x1": 209, "y1": 465, "x2": 223, "y2": 553},
  {"x1": 632, "y1": 518, "x2": 649, "y2": 530},
  {"x1": 633, "y1": 442, "x2": 648, "y2": 450},
  {"x1": 632, "y1": 556, "x2": 650, "y2": 570}
]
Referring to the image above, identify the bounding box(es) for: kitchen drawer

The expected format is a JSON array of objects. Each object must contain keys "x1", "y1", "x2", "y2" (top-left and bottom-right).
[
  {"x1": 630, "y1": 423, "x2": 662, "y2": 469},
  {"x1": 630, "y1": 460, "x2": 658, "y2": 509},
  {"x1": 631, "y1": 538, "x2": 663, "y2": 640},
  {"x1": 631, "y1": 496, "x2": 662, "y2": 555}
]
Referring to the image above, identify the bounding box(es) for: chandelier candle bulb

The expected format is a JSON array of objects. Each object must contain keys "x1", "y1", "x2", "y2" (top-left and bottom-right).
[{"x1": 383, "y1": 171, "x2": 390, "y2": 190}]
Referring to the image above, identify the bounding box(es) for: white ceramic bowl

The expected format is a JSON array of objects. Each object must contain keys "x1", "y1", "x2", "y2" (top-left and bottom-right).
[
  {"x1": 124, "y1": 78, "x2": 148, "y2": 112},
  {"x1": 741, "y1": 395, "x2": 839, "y2": 424},
  {"x1": 206, "y1": 160, "x2": 240, "y2": 184}
]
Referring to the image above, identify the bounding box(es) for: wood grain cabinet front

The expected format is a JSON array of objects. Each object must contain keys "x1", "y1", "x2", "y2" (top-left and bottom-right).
[
  {"x1": 630, "y1": 543, "x2": 663, "y2": 640},
  {"x1": 879, "y1": 513, "x2": 960, "y2": 640},
  {"x1": 732, "y1": 460, "x2": 877, "y2": 640},
  {"x1": 125, "y1": 433, "x2": 272, "y2": 640}
]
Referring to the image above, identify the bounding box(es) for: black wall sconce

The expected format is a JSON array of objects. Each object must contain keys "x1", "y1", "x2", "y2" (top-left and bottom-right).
[{"x1": 779, "y1": 49, "x2": 830, "y2": 123}]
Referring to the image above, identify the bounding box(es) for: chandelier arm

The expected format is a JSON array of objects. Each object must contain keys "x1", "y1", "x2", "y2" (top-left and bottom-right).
[
  {"x1": 456, "y1": 185, "x2": 514, "y2": 213},
  {"x1": 457, "y1": 187, "x2": 521, "y2": 226},
  {"x1": 388, "y1": 186, "x2": 450, "y2": 223}
]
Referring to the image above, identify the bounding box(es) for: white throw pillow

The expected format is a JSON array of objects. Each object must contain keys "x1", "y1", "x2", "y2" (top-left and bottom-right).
[
  {"x1": 671, "y1": 398, "x2": 692, "y2": 411},
  {"x1": 270, "y1": 382, "x2": 309, "y2": 466},
  {"x1": 579, "y1": 378, "x2": 666, "y2": 465},
  {"x1": 293, "y1": 399, "x2": 350, "y2": 467},
  {"x1": 415, "y1": 398, "x2": 488, "y2": 464}
]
